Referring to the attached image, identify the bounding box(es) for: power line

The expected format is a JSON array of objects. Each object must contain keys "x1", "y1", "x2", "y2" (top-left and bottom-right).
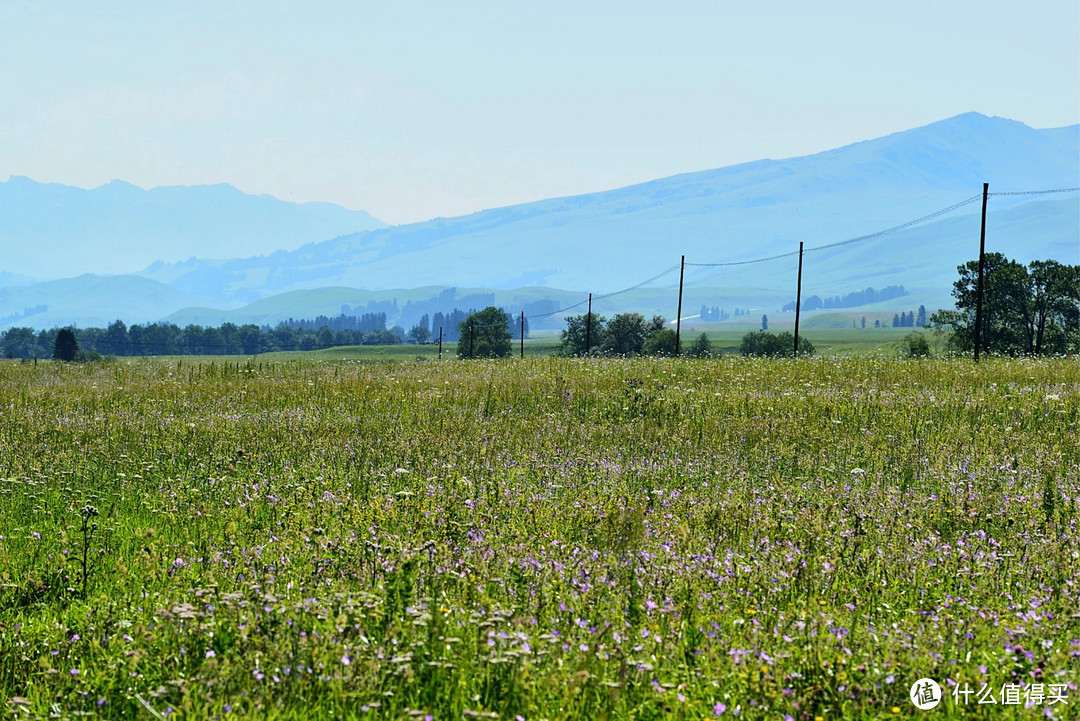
[
  {"x1": 989, "y1": 187, "x2": 1079, "y2": 197},
  {"x1": 686, "y1": 194, "x2": 984, "y2": 267},
  {"x1": 594, "y1": 264, "x2": 680, "y2": 301},
  {"x1": 525, "y1": 264, "x2": 680, "y2": 319},
  {"x1": 805, "y1": 194, "x2": 984, "y2": 254}
]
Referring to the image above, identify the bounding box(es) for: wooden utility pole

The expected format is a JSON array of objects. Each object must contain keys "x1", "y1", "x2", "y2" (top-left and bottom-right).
[
  {"x1": 438, "y1": 326, "x2": 443, "y2": 360},
  {"x1": 520, "y1": 311, "x2": 525, "y2": 359},
  {"x1": 585, "y1": 293, "x2": 593, "y2": 356},
  {"x1": 973, "y1": 182, "x2": 989, "y2": 362},
  {"x1": 469, "y1": 320, "x2": 475, "y2": 359},
  {"x1": 675, "y1": 254, "x2": 685, "y2": 356},
  {"x1": 793, "y1": 242, "x2": 804, "y2": 358}
]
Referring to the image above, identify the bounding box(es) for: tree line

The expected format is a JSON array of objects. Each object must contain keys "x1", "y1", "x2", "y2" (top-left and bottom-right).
[
  {"x1": 6, "y1": 256, "x2": 1073, "y2": 361},
  {"x1": 558, "y1": 313, "x2": 712, "y2": 357},
  {"x1": 1, "y1": 307, "x2": 531, "y2": 360},
  {"x1": 1, "y1": 319, "x2": 406, "y2": 359},
  {"x1": 418, "y1": 309, "x2": 528, "y2": 344},
  {"x1": 459, "y1": 306, "x2": 814, "y2": 359},
  {"x1": 783, "y1": 285, "x2": 908, "y2": 312},
  {"x1": 698, "y1": 306, "x2": 755, "y2": 322}
]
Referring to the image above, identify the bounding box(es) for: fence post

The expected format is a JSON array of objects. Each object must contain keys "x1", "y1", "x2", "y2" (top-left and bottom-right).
[
  {"x1": 675, "y1": 254, "x2": 685, "y2": 356},
  {"x1": 793, "y1": 241, "x2": 804, "y2": 358},
  {"x1": 585, "y1": 293, "x2": 593, "y2": 356},
  {"x1": 973, "y1": 182, "x2": 989, "y2": 362}
]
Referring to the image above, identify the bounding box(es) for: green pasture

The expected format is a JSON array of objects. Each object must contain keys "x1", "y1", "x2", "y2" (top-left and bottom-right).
[
  {"x1": 1, "y1": 355, "x2": 1076, "y2": 719},
  {"x1": 249, "y1": 325, "x2": 935, "y2": 363}
]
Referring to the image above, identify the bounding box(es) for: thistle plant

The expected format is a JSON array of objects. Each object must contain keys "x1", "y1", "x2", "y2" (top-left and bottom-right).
[{"x1": 77, "y1": 503, "x2": 99, "y2": 598}]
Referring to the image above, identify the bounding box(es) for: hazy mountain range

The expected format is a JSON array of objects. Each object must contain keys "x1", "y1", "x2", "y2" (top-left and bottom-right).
[
  {"x1": 1, "y1": 112, "x2": 1076, "y2": 332},
  {"x1": 0, "y1": 176, "x2": 385, "y2": 279}
]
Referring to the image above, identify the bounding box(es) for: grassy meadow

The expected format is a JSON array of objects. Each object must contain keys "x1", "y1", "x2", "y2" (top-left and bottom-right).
[
  {"x1": 0, "y1": 355, "x2": 1078, "y2": 719},
  {"x1": 259, "y1": 325, "x2": 938, "y2": 363}
]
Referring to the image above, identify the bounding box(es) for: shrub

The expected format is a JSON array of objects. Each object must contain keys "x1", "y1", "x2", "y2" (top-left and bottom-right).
[
  {"x1": 739, "y1": 330, "x2": 814, "y2": 357},
  {"x1": 687, "y1": 332, "x2": 712, "y2": 358},
  {"x1": 899, "y1": 332, "x2": 931, "y2": 358}
]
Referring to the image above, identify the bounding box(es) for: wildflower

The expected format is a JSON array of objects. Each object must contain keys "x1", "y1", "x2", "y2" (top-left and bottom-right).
[{"x1": 714, "y1": 702, "x2": 726, "y2": 714}]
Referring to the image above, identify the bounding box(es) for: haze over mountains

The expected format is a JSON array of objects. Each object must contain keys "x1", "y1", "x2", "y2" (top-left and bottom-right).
[
  {"x1": 0, "y1": 177, "x2": 386, "y2": 278},
  {"x1": 1, "y1": 112, "x2": 1077, "y2": 331}
]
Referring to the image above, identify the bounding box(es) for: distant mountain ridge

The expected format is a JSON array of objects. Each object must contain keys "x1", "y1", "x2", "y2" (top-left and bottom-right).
[
  {"x1": 136, "y1": 113, "x2": 1079, "y2": 302},
  {"x1": 0, "y1": 176, "x2": 385, "y2": 278},
  {"x1": 0, "y1": 112, "x2": 1076, "y2": 331}
]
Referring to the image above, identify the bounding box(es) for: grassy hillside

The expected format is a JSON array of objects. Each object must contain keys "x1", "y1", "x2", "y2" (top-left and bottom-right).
[
  {"x1": 0, "y1": 274, "x2": 212, "y2": 331},
  {"x1": 137, "y1": 114, "x2": 1078, "y2": 302}
]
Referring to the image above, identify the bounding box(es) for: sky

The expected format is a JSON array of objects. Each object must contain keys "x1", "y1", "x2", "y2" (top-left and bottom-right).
[{"x1": 1, "y1": 0, "x2": 1077, "y2": 226}]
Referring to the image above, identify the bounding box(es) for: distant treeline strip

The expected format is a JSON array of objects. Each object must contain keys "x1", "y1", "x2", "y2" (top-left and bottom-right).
[
  {"x1": 1, "y1": 320, "x2": 397, "y2": 358},
  {"x1": 781, "y1": 285, "x2": 908, "y2": 312},
  {"x1": 1, "y1": 309, "x2": 527, "y2": 359}
]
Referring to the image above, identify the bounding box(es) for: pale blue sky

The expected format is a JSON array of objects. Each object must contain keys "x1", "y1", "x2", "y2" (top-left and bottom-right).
[{"x1": 1, "y1": 0, "x2": 1077, "y2": 225}]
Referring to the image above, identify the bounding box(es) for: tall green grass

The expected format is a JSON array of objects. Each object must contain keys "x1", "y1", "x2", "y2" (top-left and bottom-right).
[{"x1": 0, "y1": 356, "x2": 1077, "y2": 719}]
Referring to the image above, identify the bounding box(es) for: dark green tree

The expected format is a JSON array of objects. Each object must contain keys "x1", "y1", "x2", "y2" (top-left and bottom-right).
[
  {"x1": 101, "y1": 319, "x2": 129, "y2": 355},
  {"x1": 761, "y1": 314, "x2": 768, "y2": 331},
  {"x1": 1024, "y1": 260, "x2": 1080, "y2": 354},
  {"x1": 645, "y1": 315, "x2": 667, "y2": 336},
  {"x1": 272, "y1": 325, "x2": 297, "y2": 352},
  {"x1": 931, "y1": 254, "x2": 1078, "y2": 355},
  {"x1": 458, "y1": 306, "x2": 512, "y2": 359},
  {"x1": 642, "y1": 328, "x2": 678, "y2": 356},
  {"x1": 220, "y1": 322, "x2": 241, "y2": 354},
  {"x1": 53, "y1": 327, "x2": 79, "y2": 361},
  {"x1": 559, "y1": 313, "x2": 606, "y2": 356},
  {"x1": 240, "y1": 324, "x2": 263, "y2": 355},
  {"x1": 316, "y1": 326, "x2": 335, "y2": 349},
  {"x1": 2, "y1": 327, "x2": 43, "y2": 359},
  {"x1": 408, "y1": 325, "x2": 431, "y2": 345},
  {"x1": 602, "y1": 313, "x2": 648, "y2": 355}
]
